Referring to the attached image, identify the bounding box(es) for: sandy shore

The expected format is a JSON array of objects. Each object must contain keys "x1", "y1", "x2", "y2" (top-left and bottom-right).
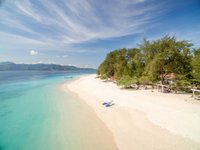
[{"x1": 65, "y1": 74, "x2": 200, "y2": 150}]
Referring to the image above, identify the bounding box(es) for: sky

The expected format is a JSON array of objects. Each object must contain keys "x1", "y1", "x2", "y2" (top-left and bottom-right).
[{"x1": 0, "y1": 0, "x2": 200, "y2": 68}]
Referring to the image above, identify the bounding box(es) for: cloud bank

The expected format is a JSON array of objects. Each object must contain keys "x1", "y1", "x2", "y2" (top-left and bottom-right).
[{"x1": 0, "y1": 0, "x2": 166, "y2": 46}]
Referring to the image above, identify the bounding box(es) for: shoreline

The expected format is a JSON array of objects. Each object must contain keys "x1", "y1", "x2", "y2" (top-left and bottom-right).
[
  {"x1": 65, "y1": 74, "x2": 200, "y2": 150},
  {"x1": 60, "y1": 81, "x2": 118, "y2": 150}
]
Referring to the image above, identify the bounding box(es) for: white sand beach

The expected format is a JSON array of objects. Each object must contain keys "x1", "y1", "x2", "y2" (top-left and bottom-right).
[{"x1": 65, "y1": 74, "x2": 200, "y2": 150}]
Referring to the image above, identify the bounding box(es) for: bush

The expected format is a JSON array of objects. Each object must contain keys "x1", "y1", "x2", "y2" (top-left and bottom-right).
[
  {"x1": 100, "y1": 74, "x2": 108, "y2": 80},
  {"x1": 117, "y1": 75, "x2": 138, "y2": 88},
  {"x1": 139, "y1": 76, "x2": 150, "y2": 85},
  {"x1": 172, "y1": 80, "x2": 191, "y2": 93}
]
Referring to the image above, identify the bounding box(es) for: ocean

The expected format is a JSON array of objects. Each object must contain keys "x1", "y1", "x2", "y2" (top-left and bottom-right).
[{"x1": 0, "y1": 71, "x2": 117, "y2": 150}]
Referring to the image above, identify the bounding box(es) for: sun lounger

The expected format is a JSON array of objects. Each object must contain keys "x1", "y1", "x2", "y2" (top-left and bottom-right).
[
  {"x1": 102, "y1": 101, "x2": 114, "y2": 107},
  {"x1": 102, "y1": 102, "x2": 108, "y2": 105},
  {"x1": 105, "y1": 103, "x2": 114, "y2": 107}
]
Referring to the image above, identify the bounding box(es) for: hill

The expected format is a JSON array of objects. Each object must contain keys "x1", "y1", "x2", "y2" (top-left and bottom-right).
[{"x1": 0, "y1": 62, "x2": 94, "y2": 71}]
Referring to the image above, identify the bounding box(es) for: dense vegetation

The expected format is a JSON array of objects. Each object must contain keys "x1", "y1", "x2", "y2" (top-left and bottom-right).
[
  {"x1": 0, "y1": 62, "x2": 94, "y2": 71},
  {"x1": 97, "y1": 36, "x2": 200, "y2": 90}
]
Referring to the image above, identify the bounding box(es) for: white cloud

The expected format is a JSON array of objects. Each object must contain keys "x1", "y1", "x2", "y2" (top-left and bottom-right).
[
  {"x1": 30, "y1": 50, "x2": 38, "y2": 55},
  {"x1": 0, "y1": 31, "x2": 48, "y2": 46},
  {"x1": 0, "y1": 0, "x2": 167, "y2": 45},
  {"x1": 15, "y1": 0, "x2": 42, "y2": 22}
]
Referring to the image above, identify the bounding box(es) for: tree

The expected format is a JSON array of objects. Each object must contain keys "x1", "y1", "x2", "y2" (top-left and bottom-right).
[
  {"x1": 114, "y1": 48, "x2": 127, "y2": 79},
  {"x1": 117, "y1": 75, "x2": 138, "y2": 88},
  {"x1": 126, "y1": 48, "x2": 144, "y2": 77},
  {"x1": 97, "y1": 48, "x2": 127, "y2": 80},
  {"x1": 192, "y1": 48, "x2": 200, "y2": 82},
  {"x1": 97, "y1": 35, "x2": 195, "y2": 91},
  {"x1": 140, "y1": 36, "x2": 193, "y2": 84}
]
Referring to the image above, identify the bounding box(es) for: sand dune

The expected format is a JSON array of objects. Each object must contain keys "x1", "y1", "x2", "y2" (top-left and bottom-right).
[{"x1": 65, "y1": 74, "x2": 200, "y2": 150}]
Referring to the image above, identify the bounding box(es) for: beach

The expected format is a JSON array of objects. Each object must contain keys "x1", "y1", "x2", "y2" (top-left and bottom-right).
[{"x1": 66, "y1": 74, "x2": 200, "y2": 150}]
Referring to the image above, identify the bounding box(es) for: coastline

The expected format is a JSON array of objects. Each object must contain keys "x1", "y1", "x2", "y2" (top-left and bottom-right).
[
  {"x1": 59, "y1": 81, "x2": 118, "y2": 150},
  {"x1": 65, "y1": 74, "x2": 200, "y2": 150}
]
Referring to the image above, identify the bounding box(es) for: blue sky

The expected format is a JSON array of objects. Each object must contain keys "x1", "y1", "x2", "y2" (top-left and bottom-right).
[{"x1": 0, "y1": 0, "x2": 200, "y2": 68}]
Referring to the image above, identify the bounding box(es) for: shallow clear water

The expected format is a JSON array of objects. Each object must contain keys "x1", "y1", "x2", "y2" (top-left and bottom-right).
[{"x1": 0, "y1": 71, "x2": 117, "y2": 150}]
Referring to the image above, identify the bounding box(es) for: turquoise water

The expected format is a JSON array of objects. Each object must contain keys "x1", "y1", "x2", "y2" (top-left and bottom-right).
[{"x1": 0, "y1": 71, "x2": 117, "y2": 150}]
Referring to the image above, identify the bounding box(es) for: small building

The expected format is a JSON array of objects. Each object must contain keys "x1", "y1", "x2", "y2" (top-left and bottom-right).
[{"x1": 160, "y1": 73, "x2": 176, "y2": 84}]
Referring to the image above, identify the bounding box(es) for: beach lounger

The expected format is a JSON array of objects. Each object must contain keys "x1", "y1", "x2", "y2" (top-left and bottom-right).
[
  {"x1": 102, "y1": 101, "x2": 113, "y2": 105},
  {"x1": 105, "y1": 103, "x2": 114, "y2": 107},
  {"x1": 102, "y1": 101, "x2": 114, "y2": 107},
  {"x1": 102, "y1": 102, "x2": 108, "y2": 105}
]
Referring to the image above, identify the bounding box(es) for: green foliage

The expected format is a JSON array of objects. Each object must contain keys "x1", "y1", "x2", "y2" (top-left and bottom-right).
[
  {"x1": 100, "y1": 74, "x2": 108, "y2": 80},
  {"x1": 114, "y1": 49, "x2": 127, "y2": 79},
  {"x1": 192, "y1": 48, "x2": 200, "y2": 82},
  {"x1": 97, "y1": 48, "x2": 127, "y2": 79},
  {"x1": 140, "y1": 36, "x2": 192, "y2": 83},
  {"x1": 172, "y1": 79, "x2": 191, "y2": 92},
  {"x1": 117, "y1": 75, "x2": 138, "y2": 88},
  {"x1": 174, "y1": 80, "x2": 190, "y2": 87},
  {"x1": 144, "y1": 55, "x2": 163, "y2": 82},
  {"x1": 97, "y1": 35, "x2": 199, "y2": 91},
  {"x1": 126, "y1": 48, "x2": 144, "y2": 77},
  {"x1": 139, "y1": 76, "x2": 150, "y2": 85}
]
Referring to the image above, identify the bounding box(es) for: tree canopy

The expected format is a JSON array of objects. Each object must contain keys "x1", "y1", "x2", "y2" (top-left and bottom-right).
[
  {"x1": 97, "y1": 35, "x2": 200, "y2": 89},
  {"x1": 192, "y1": 48, "x2": 200, "y2": 82}
]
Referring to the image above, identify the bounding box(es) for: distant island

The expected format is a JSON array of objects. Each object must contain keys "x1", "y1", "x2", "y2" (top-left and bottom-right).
[{"x1": 0, "y1": 62, "x2": 95, "y2": 71}]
